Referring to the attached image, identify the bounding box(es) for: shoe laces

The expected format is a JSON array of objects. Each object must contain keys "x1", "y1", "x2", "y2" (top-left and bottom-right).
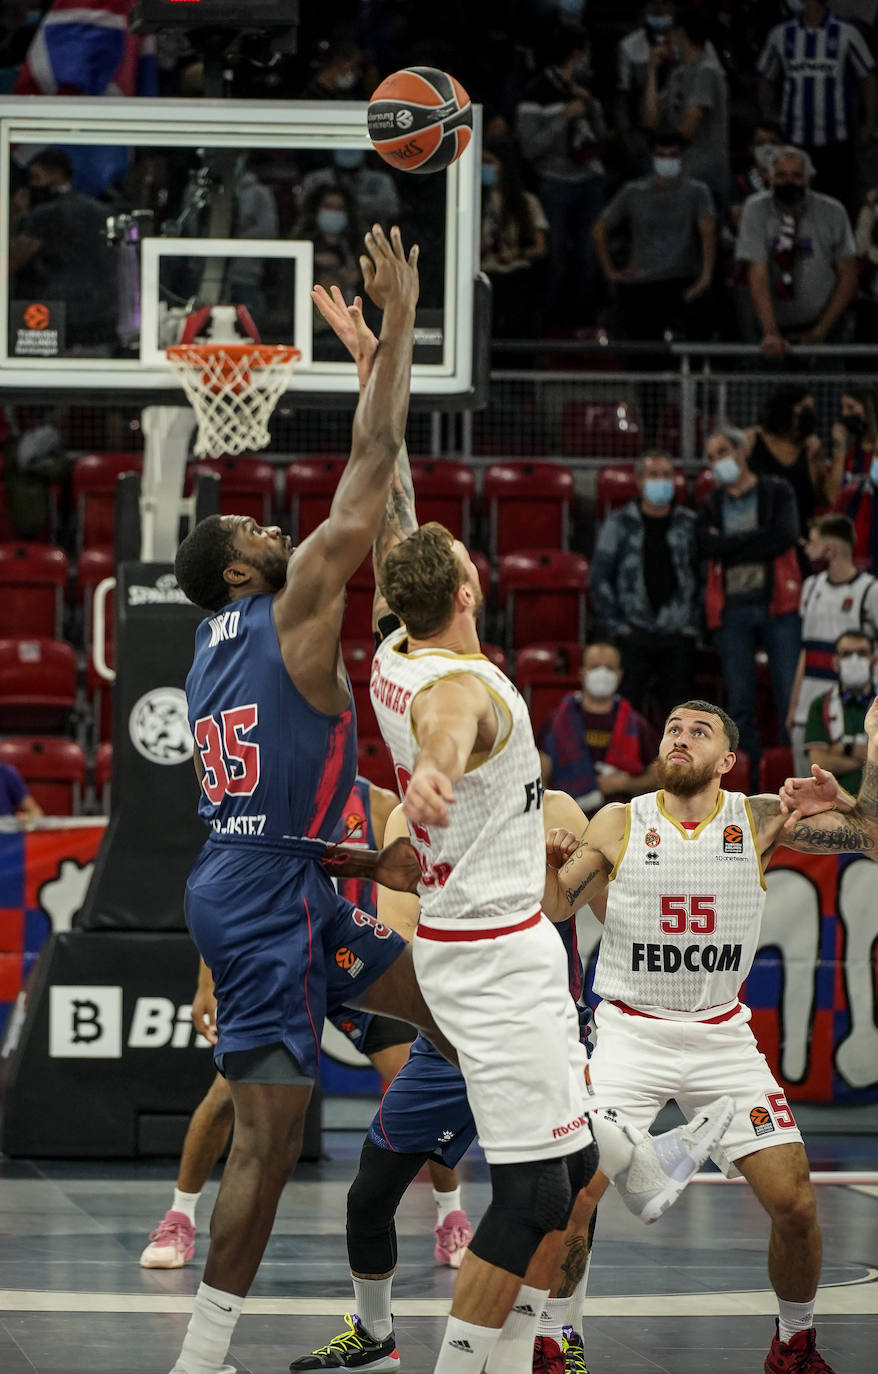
[
  {"x1": 310, "y1": 1314, "x2": 372, "y2": 1356},
  {"x1": 148, "y1": 1213, "x2": 192, "y2": 1245},
  {"x1": 562, "y1": 1332, "x2": 589, "y2": 1374}
]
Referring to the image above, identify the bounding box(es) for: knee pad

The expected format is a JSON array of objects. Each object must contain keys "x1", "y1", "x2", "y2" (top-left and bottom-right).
[
  {"x1": 469, "y1": 1157, "x2": 574, "y2": 1278},
  {"x1": 346, "y1": 1139, "x2": 428, "y2": 1276}
]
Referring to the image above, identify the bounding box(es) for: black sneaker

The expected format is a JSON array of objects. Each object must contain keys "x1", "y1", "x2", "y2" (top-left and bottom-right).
[
  {"x1": 289, "y1": 1313, "x2": 400, "y2": 1371},
  {"x1": 562, "y1": 1327, "x2": 590, "y2": 1374}
]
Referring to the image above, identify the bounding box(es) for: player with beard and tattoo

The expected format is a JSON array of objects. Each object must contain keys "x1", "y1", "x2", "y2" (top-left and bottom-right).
[{"x1": 542, "y1": 696, "x2": 878, "y2": 1374}]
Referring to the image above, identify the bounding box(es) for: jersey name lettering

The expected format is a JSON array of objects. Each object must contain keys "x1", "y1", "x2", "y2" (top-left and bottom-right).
[
  {"x1": 207, "y1": 610, "x2": 240, "y2": 647},
  {"x1": 370, "y1": 661, "x2": 412, "y2": 716},
  {"x1": 631, "y1": 941, "x2": 742, "y2": 974}
]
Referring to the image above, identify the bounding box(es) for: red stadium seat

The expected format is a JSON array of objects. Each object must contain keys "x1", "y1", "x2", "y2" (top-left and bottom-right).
[
  {"x1": 595, "y1": 465, "x2": 638, "y2": 517},
  {"x1": 343, "y1": 558, "x2": 375, "y2": 642},
  {"x1": 560, "y1": 400, "x2": 641, "y2": 459},
  {"x1": 694, "y1": 467, "x2": 717, "y2": 506},
  {"x1": 285, "y1": 458, "x2": 347, "y2": 541},
  {"x1": 0, "y1": 638, "x2": 77, "y2": 732},
  {"x1": 480, "y1": 643, "x2": 507, "y2": 673},
  {"x1": 409, "y1": 459, "x2": 475, "y2": 543},
  {"x1": 71, "y1": 452, "x2": 143, "y2": 550},
  {"x1": 345, "y1": 639, "x2": 377, "y2": 736},
  {"x1": 515, "y1": 642, "x2": 584, "y2": 735},
  {"x1": 0, "y1": 543, "x2": 67, "y2": 639},
  {"x1": 0, "y1": 736, "x2": 86, "y2": 816},
  {"x1": 77, "y1": 546, "x2": 115, "y2": 663},
  {"x1": 498, "y1": 551, "x2": 589, "y2": 650},
  {"x1": 94, "y1": 740, "x2": 113, "y2": 811},
  {"x1": 758, "y1": 747, "x2": 794, "y2": 795},
  {"x1": 483, "y1": 462, "x2": 574, "y2": 559},
  {"x1": 723, "y1": 751, "x2": 752, "y2": 793},
  {"x1": 187, "y1": 456, "x2": 277, "y2": 524},
  {"x1": 357, "y1": 736, "x2": 397, "y2": 794}
]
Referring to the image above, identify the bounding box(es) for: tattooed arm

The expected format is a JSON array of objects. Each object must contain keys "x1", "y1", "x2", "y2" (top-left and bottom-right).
[
  {"x1": 372, "y1": 438, "x2": 417, "y2": 631},
  {"x1": 541, "y1": 802, "x2": 625, "y2": 921}
]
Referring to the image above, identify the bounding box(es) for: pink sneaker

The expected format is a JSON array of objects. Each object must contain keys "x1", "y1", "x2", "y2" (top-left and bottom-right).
[
  {"x1": 139, "y1": 1209, "x2": 196, "y2": 1268},
  {"x1": 433, "y1": 1209, "x2": 473, "y2": 1268}
]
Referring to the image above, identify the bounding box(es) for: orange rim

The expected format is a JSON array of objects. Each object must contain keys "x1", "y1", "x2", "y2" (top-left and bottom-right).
[{"x1": 167, "y1": 342, "x2": 300, "y2": 390}]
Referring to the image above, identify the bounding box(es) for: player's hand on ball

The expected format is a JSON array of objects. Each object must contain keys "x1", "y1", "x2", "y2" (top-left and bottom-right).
[
  {"x1": 779, "y1": 764, "x2": 842, "y2": 829},
  {"x1": 360, "y1": 224, "x2": 420, "y2": 312},
  {"x1": 310, "y1": 285, "x2": 378, "y2": 387},
  {"x1": 546, "y1": 827, "x2": 580, "y2": 870},
  {"x1": 405, "y1": 765, "x2": 455, "y2": 828}
]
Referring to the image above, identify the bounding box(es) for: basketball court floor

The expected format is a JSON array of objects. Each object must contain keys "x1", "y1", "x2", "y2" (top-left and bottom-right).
[{"x1": 1, "y1": 1129, "x2": 876, "y2": 1374}]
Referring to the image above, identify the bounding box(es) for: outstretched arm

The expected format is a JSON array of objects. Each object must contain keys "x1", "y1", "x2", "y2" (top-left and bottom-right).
[
  {"x1": 276, "y1": 225, "x2": 419, "y2": 625},
  {"x1": 406, "y1": 674, "x2": 496, "y2": 828}
]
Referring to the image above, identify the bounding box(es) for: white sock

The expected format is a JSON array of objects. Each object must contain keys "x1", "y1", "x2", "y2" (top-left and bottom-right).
[
  {"x1": 777, "y1": 1297, "x2": 815, "y2": 1345},
  {"x1": 170, "y1": 1281, "x2": 243, "y2": 1374},
  {"x1": 434, "y1": 1315, "x2": 500, "y2": 1373},
  {"x1": 172, "y1": 1188, "x2": 201, "y2": 1225},
  {"x1": 540, "y1": 1254, "x2": 591, "y2": 1340},
  {"x1": 590, "y1": 1110, "x2": 638, "y2": 1182},
  {"x1": 351, "y1": 1274, "x2": 394, "y2": 1340},
  {"x1": 483, "y1": 1285, "x2": 548, "y2": 1374},
  {"x1": 434, "y1": 1187, "x2": 462, "y2": 1225}
]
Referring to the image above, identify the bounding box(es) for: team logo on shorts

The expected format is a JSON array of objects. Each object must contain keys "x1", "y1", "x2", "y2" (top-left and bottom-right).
[
  {"x1": 335, "y1": 946, "x2": 364, "y2": 978},
  {"x1": 645, "y1": 829, "x2": 661, "y2": 847},
  {"x1": 338, "y1": 1018, "x2": 361, "y2": 1038},
  {"x1": 723, "y1": 824, "x2": 744, "y2": 854},
  {"x1": 345, "y1": 811, "x2": 365, "y2": 837},
  {"x1": 750, "y1": 1105, "x2": 775, "y2": 1137}
]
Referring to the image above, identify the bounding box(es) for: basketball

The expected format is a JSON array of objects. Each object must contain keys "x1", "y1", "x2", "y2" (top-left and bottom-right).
[{"x1": 367, "y1": 67, "x2": 472, "y2": 174}]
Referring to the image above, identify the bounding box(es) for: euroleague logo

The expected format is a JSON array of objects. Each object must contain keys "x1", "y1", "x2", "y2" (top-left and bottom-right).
[
  {"x1": 335, "y1": 946, "x2": 364, "y2": 978},
  {"x1": 723, "y1": 824, "x2": 743, "y2": 854},
  {"x1": 395, "y1": 107, "x2": 414, "y2": 129},
  {"x1": 750, "y1": 1105, "x2": 774, "y2": 1137},
  {"x1": 23, "y1": 302, "x2": 50, "y2": 329}
]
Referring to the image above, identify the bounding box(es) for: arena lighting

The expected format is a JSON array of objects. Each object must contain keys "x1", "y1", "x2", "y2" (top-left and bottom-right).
[{"x1": 132, "y1": 0, "x2": 298, "y2": 31}]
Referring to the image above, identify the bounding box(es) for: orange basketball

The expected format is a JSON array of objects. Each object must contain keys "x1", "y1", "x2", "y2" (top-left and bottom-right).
[{"x1": 367, "y1": 67, "x2": 472, "y2": 174}]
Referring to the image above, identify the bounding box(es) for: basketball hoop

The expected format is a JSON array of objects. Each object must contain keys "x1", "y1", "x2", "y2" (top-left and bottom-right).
[{"x1": 166, "y1": 342, "x2": 299, "y2": 458}]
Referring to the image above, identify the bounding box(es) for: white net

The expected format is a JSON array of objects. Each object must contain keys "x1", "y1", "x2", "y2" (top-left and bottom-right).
[{"x1": 166, "y1": 344, "x2": 299, "y2": 457}]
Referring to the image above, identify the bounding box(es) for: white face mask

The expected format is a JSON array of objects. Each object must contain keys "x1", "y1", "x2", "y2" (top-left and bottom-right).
[
  {"x1": 584, "y1": 666, "x2": 619, "y2": 699},
  {"x1": 838, "y1": 654, "x2": 873, "y2": 691},
  {"x1": 653, "y1": 156, "x2": 682, "y2": 179}
]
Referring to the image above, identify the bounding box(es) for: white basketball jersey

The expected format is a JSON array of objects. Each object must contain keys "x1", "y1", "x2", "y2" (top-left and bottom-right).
[
  {"x1": 594, "y1": 790, "x2": 766, "y2": 1017},
  {"x1": 371, "y1": 627, "x2": 546, "y2": 922}
]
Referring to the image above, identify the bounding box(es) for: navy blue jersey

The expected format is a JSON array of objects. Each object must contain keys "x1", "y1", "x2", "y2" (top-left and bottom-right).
[{"x1": 186, "y1": 593, "x2": 357, "y2": 842}]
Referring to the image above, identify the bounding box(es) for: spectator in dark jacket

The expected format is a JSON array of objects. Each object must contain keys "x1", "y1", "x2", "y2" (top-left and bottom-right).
[
  {"x1": 698, "y1": 426, "x2": 802, "y2": 784},
  {"x1": 590, "y1": 449, "x2": 700, "y2": 716}
]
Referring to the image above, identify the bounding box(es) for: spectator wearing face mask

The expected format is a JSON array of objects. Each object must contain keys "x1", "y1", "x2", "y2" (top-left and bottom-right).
[
  {"x1": 227, "y1": 154, "x2": 279, "y2": 331},
  {"x1": 749, "y1": 384, "x2": 827, "y2": 544},
  {"x1": 757, "y1": 0, "x2": 877, "y2": 216},
  {"x1": 730, "y1": 120, "x2": 786, "y2": 231},
  {"x1": 10, "y1": 146, "x2": 117, "y2": 354},
  {"x1": 300, "y1": 40, "x2": 367, "y2": 101},
  {"x1": 698, "y1": 427, "x2": 802, "y2": 784},
  {"x1": 831, "y1": 391, "x2": 878, "y2": 568},
  {"x1": 642, "y1": 5, "x2": 730, "y2": 210},
  {"x1": 615, "y1": 1, "x2": 722, "y2": 175},
  {"x1": 589, "y1": 449, "x2": 700, "y2": 718},
  {"x1": 294, "y1": 184, "x2": 362, "y2": 356},
  {"x1": 735, "y1": 145, "x2": 858, "y2": 359},
  {"x1": 299, "y1": 148, "x2": 400, "y2": 232},
  {"x1": 786, "y1": 513, "x2": 878, "y2": 770},
  {"x1": 539, "y1": 640, "x2": 659, "y2": 816},
  {"x1": 516, "y1": 22, "x2": 608, "y2": 329},
  {"x1": 804, "y1": 629, "x2": 875, "y2": 791},
  {"x1": 593, "y1": 127, "x2": 716, "y2": 341},
  {"x1": 826, "y1": 386, "x2": 878, "y2": 503},
  {"x1": 479, "y1": 136, "x2": 548, "y2": 339}
]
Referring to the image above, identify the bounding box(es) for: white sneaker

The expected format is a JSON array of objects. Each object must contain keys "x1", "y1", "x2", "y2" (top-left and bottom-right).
[{"x1": 614, "y1": 1095, "x2": 734, "y2": 1224}]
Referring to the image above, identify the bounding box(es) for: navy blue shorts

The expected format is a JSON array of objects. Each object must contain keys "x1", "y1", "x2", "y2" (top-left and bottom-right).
[
  {"x1": 368, "y1": 1033, "x2": 477, "y2": 1169},
  {"x1": 366, "y1": 1004, "x2": 596, "y2": 1168},
  {"x1": 185, "y1": 838, "x2": 405, "y2": 1078}
]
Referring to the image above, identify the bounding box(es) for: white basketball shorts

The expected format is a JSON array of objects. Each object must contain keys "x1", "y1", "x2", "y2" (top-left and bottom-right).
[
  {"x1": 587, "y1": 999, "x2": 803, "y2": 1178},
  {"x1": 413, "y1": 909, "x2": 591, "y2": 1164}
]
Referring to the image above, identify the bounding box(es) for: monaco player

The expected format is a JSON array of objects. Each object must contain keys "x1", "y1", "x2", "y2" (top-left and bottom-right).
[
  {"x1": 368, "y1": 528, "x2": 733, "y2": 1374},
  {"x1": 542, "y1": 696, "x2": 878, "y2": 1374}
]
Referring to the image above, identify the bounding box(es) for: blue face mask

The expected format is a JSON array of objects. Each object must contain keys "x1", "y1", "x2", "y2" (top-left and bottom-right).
[
  {"x1": 653, "y1": 156, "x2": 681, "y2": 179},
  {"x1": 643, "y1": 477, "x2": 674, "y2": 507},
  {"x1": 869, "y1": 456, "x2": 878, "y2": 488},
  {"x1": 646, "y1": 14, "x2": 673, "y2": 31},
  {"x1": 713, "y1": 456, "x2": 741, "y2": 486},
  {"x1": 334, "y1": 149, "x2": 365, "y2": 171},
  {"x1": 559, "y1": 0, "x2": 583, "y2": 14},
  {"x1": 481, "y1": 164, "x2": 498, "y2": 188},
  {"x1": 317, "y1": 207, "x2": 348, "y2": 236}
]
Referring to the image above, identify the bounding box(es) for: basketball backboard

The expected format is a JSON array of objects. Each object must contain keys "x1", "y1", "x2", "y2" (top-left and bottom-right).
[{"x1": 1, "y1": 96, "x2": 482, "y2": 403}]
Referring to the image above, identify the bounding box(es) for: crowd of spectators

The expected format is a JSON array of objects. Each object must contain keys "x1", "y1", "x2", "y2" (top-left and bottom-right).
[{"x1": 6, "y1": 0, "x2": 878, "y2": 349}]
